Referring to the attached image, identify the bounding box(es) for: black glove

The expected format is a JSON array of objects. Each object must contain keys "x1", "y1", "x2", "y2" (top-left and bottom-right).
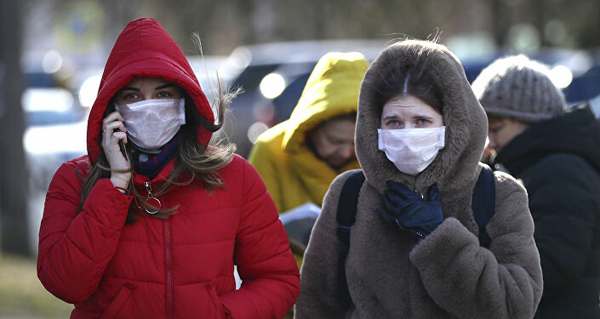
[{"x1": 378, "y1": 181, "x2": 444, "y2": 242}]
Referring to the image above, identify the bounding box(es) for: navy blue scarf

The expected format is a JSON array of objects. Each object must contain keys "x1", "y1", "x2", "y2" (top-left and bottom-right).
[{"x1": 132, "y1": 137, "x2": 179, "y2": 179}]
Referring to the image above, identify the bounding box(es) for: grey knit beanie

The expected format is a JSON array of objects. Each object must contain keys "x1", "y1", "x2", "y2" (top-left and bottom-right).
[{"x1": 472, "y1": 54, "x2": 566, "y2": 123}]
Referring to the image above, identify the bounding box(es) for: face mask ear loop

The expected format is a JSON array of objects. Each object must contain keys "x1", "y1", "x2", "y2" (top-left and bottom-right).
[
  {"x1": 377, "y1": 129, "x2": 385, "y2": 151},
  {"x1": 438, "y1": 126, "x2": 446, "y2": 148}
]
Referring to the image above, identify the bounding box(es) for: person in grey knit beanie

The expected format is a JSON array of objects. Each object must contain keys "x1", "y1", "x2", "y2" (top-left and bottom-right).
[
  {"x1": 472, "y1": 54, "x2": 566, "y2": 124},
  {"x1": 473, "y1": 54, "x2": 600, "y2": 319}
]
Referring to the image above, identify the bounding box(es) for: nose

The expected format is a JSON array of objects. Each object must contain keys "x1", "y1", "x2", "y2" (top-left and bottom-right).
[
  {"x1": 487, "y1": 136, "x2": 497, "y2": 150},
  {"x1": 339, "y1": 144, "x2": 355, "y2": 160}
]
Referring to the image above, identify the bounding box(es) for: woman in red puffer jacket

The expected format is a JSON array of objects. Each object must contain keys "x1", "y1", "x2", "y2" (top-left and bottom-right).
[{"x1": 37, "y1": 17, "x2": 299, "y2": 319}]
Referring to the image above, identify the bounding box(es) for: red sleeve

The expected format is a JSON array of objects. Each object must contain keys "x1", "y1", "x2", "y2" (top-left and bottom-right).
[
  {"x1": 37, "y1": 159, "x2": 132, "y2": 303},
  {"x1": 219, "y1": 159, "x2": 300, "y2": 319}
]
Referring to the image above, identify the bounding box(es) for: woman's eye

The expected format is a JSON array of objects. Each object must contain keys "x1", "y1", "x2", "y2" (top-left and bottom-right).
[
  {"x1": 387, "y1": 120, "x2": 401, "y2": 126},
  {"x1": 121, "y1": 92, "x2": 140, "y2": 101},
  {"x1": 416, "y1": 118, "x2": 431, "y2": 126},
  {"x1": 489, "y1": 126, "x2": 503, "y2": 134},
  {"x1": 328, "y1": 138, "x2": 349, "y2": 146},
  {"x1": 157, "y1": 91, "x2": 172, "y2": 98}
]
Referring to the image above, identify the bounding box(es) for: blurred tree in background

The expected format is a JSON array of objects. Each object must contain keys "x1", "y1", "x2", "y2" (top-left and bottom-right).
[
  {"x1": 23, "y1": 0, "x2": 600, "y2": 57},
  {"x1": 126, "y1": 0, "x2": 600, "y2": 52},
  {"x1": 0, "y1": 0, "x2": 29, "y2": 255}
]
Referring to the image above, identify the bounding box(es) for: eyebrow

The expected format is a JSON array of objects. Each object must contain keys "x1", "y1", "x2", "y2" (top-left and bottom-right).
[
  {"x1": 413, "y1": 115, "x2": 436, "y2": 119},
  {"x1": 326, "y1": 133, "x2": 353, "y2": 143},
  {"x1": 120, "y1": 83, "x2": 176, "y2": 92},
  {"x1": 382, "y1": 114, "x2": 436, "y2": 121},
  {"x1": 120, "y1": 86, "x2": 140, "y2": 92},
  {"x1": 156, "y1": 83, "x2": 176, "y2": 90}
]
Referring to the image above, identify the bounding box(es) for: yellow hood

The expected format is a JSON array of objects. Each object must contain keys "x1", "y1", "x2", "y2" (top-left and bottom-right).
[{"x1": 282, "y1": 52, "x2": 370, "y2": 153}]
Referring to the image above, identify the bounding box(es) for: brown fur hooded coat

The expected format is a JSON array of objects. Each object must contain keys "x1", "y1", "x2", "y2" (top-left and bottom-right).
[{"x1": 295, "y1": 40, "x2": 543, "y2": 318}]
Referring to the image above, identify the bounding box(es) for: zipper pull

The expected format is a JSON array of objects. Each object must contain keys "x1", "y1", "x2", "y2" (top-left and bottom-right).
[
  {"x1": 414, "y1": 188, "x2": 425, "y2": 200},
  {"x1": 144, "y1": 181, "x2": 161, "y2": 215}
]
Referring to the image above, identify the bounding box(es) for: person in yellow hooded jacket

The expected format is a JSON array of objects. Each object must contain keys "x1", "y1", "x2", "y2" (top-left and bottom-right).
[
  {"x1": 249, "y1": 50, "x2": 369, "y2": 319},
  {"x1": 249, "y1": 52, "x2": 369, "y2": 214}
]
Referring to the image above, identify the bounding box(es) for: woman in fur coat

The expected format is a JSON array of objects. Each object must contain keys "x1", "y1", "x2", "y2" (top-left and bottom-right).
[{"x1": 295, "y1": 39, "x2": 543, "y2": 318}]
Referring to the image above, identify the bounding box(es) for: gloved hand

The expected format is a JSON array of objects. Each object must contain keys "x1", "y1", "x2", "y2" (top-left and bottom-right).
[{"x1": 378, "y1": 181, "x2": 444, "y2": 242}]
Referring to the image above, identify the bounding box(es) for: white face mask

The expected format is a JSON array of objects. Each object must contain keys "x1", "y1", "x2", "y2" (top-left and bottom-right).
[
  {"x1": 378, "y1": 126, "x2": 446, "y2": 176},
  {"x1": 116, "y1": 98, "x2": 186, "y2": 151}
]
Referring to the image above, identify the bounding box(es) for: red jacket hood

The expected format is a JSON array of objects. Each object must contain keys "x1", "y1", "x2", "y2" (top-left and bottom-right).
[{"x1": 86, "y1": 17, "x2": 214, "y2": 164}]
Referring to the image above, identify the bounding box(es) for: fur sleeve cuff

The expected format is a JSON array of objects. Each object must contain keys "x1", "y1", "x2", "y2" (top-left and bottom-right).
[{"x1": 409, "y1": 217, "x2": 479, "y2": 266}]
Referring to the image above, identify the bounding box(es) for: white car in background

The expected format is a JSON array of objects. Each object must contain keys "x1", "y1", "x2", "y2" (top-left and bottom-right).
[
  {"x1": 23, "y1": 86, "x2": 88, "y2": 192},
  {"x1": 22, "y1": 83, "x2": 88, "y2": 254}
]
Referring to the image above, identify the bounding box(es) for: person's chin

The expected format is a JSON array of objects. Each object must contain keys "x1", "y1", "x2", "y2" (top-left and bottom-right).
[{"x1": 327, "y1": 158, "x2": 351, "y2": 171}]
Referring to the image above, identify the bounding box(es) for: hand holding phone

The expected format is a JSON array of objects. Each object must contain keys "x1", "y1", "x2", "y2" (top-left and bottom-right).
[{"x1": 101, "y1": 112, "x2": 131, "y2": 187}]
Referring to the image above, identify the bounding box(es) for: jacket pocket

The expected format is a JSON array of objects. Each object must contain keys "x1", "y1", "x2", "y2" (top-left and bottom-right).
[
  {"x1": 177, "y1": 282, "x2": 227, "y2": 318},
  {"x1": 206, "y1": 283, "x2": 227, "y2": 318},
  {"x1": 100, "y1": 283, "x2": 135, "y2": 319}
]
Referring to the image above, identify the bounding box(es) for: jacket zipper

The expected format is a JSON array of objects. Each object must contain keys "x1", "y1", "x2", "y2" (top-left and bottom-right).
[{"x1": 164, "y1": 218, "x2": 173, "y2": 318}]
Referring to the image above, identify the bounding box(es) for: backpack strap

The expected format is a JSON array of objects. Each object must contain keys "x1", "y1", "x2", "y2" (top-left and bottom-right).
[
  {"x1": 336, "y1": 170, "x2": 365, "y2": 305},
  {"x1": 471, "y1": 164, "x2": 496, "y2": 248}
]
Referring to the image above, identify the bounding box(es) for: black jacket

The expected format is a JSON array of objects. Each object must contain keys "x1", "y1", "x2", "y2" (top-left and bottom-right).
[{"x1": 495, "y1": 104, "x2": 600, "y2": 319}]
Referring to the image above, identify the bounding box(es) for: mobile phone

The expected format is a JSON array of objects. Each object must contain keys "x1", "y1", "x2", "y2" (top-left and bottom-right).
[
  {"x1": 115, "y1": 129, "x2": 128, "y2": 159},
  {"x1": 118, "y1": 140, "x2": 127, "y2": 157}
]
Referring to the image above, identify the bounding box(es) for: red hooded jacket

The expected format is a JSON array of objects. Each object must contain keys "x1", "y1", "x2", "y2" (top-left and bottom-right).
[{"x1": 37, "y1": 18, "x2": 299, "y2": 318}]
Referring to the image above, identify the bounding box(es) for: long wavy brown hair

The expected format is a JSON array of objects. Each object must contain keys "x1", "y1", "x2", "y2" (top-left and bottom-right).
[{"x1": 78, "y1": 77, "x2": 240, "y2": 222}]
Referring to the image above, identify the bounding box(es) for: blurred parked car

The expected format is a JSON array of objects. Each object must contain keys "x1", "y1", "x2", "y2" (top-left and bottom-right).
[
  {"x1": 21, "y1": 73, "x2": 90, "y2": 254},
  {"x1": 22, "y1": 83, "x2": 88, "y2": 193},
  {"x1": 187, "y1": 55, "x2": 230, "y2": 99}
]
